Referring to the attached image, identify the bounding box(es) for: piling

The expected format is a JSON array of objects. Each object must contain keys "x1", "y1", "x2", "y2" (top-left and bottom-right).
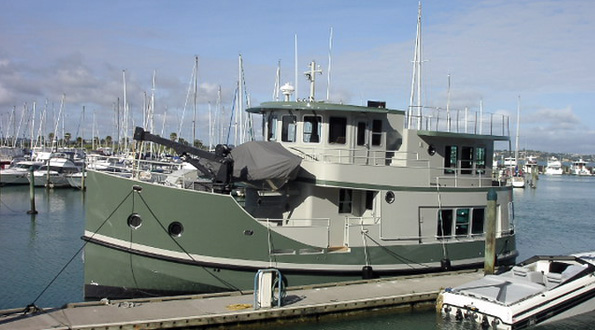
[
  {"x1": 484, "y1": 188, "x2": 497, "y2": 275},
  {"x1": 81, "y1": 161, "x2": 86, "y2": 191},
  {"x1": 27, "y1": 167, "x2": 38, "y2": 215}
]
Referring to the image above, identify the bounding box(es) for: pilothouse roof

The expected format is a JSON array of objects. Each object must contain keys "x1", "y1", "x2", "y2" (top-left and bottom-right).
[{"x1": 247, "y1": 101, "x2": 405, "y2": 115}]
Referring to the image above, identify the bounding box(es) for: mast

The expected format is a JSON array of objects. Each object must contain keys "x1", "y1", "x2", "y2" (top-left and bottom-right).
[
  {"x1": 193, "y1": 56, "x2": 198, "y2": 146},
  {"x1": 305, "y1": 60, "x2": 323, "y2": 102},
  {"x1": 327, "y1": 27, "x2": 333, "y2": 101},
  {"x1": 122, "y1": 70, "x2": 129, "y2": 152},
  {"x1": 408, "y1": 1, "x2": 423, "y2": 129},
  {"x1": 294, "y1": 34, "x2": 298, "y2": 100},
  {"x1": 514, "y1": 95, "x2": 521, "y2": 165},
  {"x1": 238, "y1": 54, "x2": 244, "y2": 144}
]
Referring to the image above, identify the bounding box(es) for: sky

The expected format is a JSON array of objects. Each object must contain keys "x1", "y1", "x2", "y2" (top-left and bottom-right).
[{"x1": 1, "y1": 0, "x2": 594, "y2": 154}]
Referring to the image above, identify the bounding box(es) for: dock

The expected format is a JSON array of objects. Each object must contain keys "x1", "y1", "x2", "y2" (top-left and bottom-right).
[{"x1": 0, "y1": 269, "x2": 483, "y2": 330}]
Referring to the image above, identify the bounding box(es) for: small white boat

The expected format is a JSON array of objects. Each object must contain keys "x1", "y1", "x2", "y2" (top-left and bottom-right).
[
  {"x1": 0, "y1": 160, "x2": 43, "y2": 185},
  {"x1": 29, "y1": 157, "x2": 81, "y2": 188},
  {"x1": 440, "y1": 252, "x2": 595, "y2": 329},
  {"x1": 509, "y1": 175, "x2": 525, "y2": 188},
  {"x1": 545, "y1": 157, "x2": 563, "y2": 175},
  {"x1": 571, "y1": 159, "x2": 591, "y2": 176}
]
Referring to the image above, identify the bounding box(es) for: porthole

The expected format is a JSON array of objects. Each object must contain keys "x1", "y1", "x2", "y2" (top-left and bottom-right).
[
  {"x1": 127, "y1": 213, "x2": 142, "y2": 229},
  {"x1": 428, "y1": 144, "x2": 436, "y2": 156},
  {"x1": 168, "y1": 222, "x2": 184, "y2": 237},
  {"x1": 385, "y1": 191, "x2": 395, "y2": 204}
]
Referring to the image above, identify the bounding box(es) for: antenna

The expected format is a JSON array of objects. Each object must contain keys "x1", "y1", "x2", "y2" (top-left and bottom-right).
[{"x1": 304, "y1": 60, "x2": 323, "y2": 102}]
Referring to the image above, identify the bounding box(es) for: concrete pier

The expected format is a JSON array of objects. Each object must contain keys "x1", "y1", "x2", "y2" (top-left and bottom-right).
[{"x1": 0, "y1": 270, "x2": 483, "y2": 330}]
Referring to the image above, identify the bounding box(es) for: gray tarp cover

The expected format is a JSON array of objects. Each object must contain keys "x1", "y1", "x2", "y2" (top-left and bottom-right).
[{"x1": 230, "y1": 141, "x2": 302, "y2": 184}]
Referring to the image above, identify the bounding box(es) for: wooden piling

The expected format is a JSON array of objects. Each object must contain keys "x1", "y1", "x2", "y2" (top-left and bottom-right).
[
  {"x1": 27, "y1": 167, "x2": 38, "y2": 215},
  {"x1": 484, "y1": 188, "x2": 497, "y2": 275}
]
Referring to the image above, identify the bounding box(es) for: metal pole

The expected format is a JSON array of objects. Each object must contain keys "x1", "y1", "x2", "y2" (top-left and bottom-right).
[
  {"x1": 484, "y1": 188, "x2": 497, "y2": 275},
  {"x1": 27, "y1": 167, "x2": 38, "y2": 214}
]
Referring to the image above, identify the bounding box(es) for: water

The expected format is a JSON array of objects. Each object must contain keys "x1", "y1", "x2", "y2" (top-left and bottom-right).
[{"x1": 1, "y1": 175, "x2": 594, "y2": 329}]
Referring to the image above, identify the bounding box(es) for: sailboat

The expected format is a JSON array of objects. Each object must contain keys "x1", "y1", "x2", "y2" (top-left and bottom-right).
[{"x1": 509, "y1": 96, "x2": 525, "y2": 188}]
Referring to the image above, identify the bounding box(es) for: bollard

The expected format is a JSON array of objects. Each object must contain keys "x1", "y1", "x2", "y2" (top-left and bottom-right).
[
  {"x1": 484, "y1": 188, "x2": 497, "y2": 275},
  {"x1": 27, "y1": 167, "x2": 38, "y2": 214}
]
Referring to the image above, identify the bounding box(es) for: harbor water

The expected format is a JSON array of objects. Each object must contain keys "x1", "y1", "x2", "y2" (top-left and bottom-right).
[{"x1": 1, "y1": 175, "x2": 594, "y2": 329}]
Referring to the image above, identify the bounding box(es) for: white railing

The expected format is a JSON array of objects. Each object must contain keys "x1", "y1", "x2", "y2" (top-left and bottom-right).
[{"x1": 407, "y1": 106, "x2": 510, "y2": 137}]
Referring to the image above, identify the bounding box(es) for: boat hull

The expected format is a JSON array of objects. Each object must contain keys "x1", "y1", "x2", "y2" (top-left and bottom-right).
[{"x1": 83, "y1": 170, "x2": 517, "y2": 299}]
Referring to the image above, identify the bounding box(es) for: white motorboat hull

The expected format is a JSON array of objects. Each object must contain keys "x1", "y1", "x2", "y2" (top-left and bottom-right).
[{"x1": 440, "y1": 253, "x2": 595, "y2": 329}]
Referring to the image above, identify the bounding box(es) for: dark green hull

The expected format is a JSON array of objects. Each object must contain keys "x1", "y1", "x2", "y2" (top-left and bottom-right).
[{"x1": 83, "y1": 170, "x2": 517, "y2": 299}]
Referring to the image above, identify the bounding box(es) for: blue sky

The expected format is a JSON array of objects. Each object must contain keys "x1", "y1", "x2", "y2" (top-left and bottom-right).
[{"x1": 1, "y1": 0, "x2": 594, "y2": 154}]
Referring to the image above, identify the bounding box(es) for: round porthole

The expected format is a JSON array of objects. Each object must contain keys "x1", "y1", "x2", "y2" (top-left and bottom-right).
[
  {"x1": 385, "y1": 191, "x2": 395, "y2": 204},
  {"x1": 168, "y1": 222, "x2": 184, "y2": 237},
  {"x1": 127, "y1": 213, "x2": 142, "y2": 229},
  {"x1": 427, "y1": 144, "x2": 436, "y2": 156}
]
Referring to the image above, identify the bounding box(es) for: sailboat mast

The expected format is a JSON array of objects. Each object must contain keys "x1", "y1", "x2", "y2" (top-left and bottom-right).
[
  {"x1": 193, "y1": 56, "x2": 198, "y2": 146},
  {"x1": 514, "y1": 95, "x2": 521, "y2": 164},
  {"x1": 327, "y1": 26, "x2": 333, "y2": 101}
]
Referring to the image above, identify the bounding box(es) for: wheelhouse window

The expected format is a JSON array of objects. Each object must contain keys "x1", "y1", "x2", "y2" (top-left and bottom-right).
[
  {"x1": 357, "y1": 122, "x2": 366, "y2": 146},
  {"x1": 461, "y1": 146, "x2": 474, "y2": 175},
  {"x1": 437, "y1": 207, "x2": 485, "y2": 238},
  {"x1": 338, "y1": 189, "x2": 352, "y2": 213},
  {"x1": 329, "y1": 117, "x2": 347, "y2": 144},
  {"x1": 303, "y1": 115, "x2": 321, "y2": 143},
  {"x1": 281, "y1": 115, "x2": 296, "y2": 142},
  {"x1": 267, "y1": 114, "x2": 278, "y2": 141},
  {"x1": 444, "y1": 145, "x2": 458, "y2": 174},
  {"x1": 475, "y1": 147, "x2": 486, "y2": 174},
  {"x1": 371, "y1": 119, "x2": 382, "y2": 146}
]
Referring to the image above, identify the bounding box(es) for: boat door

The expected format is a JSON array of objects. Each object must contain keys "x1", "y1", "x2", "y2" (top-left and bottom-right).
[{"x1": 353, "y1": 117, "x2": 384, "y2": 166}]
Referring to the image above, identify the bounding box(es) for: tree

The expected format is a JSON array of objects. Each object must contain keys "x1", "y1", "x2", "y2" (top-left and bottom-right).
[
  {"x1": 64, "y1": 132, "x2": 71, "y2": 146},
  {"x1": 169, "y1": 132, "x2": 177, "y2": 141}
]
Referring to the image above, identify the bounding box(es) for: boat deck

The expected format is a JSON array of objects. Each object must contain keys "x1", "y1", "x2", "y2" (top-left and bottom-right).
[{"x1": 0, "y1": 270, "x2": 483, "y2": 330}]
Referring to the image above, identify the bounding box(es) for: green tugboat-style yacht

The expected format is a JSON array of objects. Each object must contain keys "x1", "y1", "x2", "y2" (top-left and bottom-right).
[{"x1": 82, "y1": 59, "x2": 517, "y2": 299}]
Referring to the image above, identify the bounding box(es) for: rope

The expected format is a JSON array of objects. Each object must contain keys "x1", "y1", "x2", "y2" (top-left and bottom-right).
[
  {"x1": 7, "y1": 189, "x2": 135, "y2": 322},
  {"x1": 135, "y1": 192, "x2": 243, "y2": 293},
  {"x1": 363, "y1": 232, "x2": 431, "y2": 269},
  {"x1": 436, "y1": 178, "x2": 449, "y2": 261}
]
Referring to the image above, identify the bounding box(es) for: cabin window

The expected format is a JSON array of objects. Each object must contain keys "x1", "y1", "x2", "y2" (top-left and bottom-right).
[
  {"x1": 461, "y1": 147, "x2": 474, "y2": 175},
  {"x1": 338, "y1": 189, "x2": 352, "y2": 213},
  {"x1": 437, "y1": 210, "x2": 453, "y2": 236},
  {"x1": 365, "y1": 191, "x2": 375, "y2": 210},
  {"x1": 455, "y1": 208, "x2": 470, "y2": 236},
  {"x1": 267, "y1": 114, "x2": 278, "y2": 141},
  {"x1": 371, "y1": 119, "x2": 382, "y2": 146},
  {"x1": 472, "y1": 208, "x2": 485, "y2": 234},
  {"x1": 303, "y1": 115, "x2": 321, "y2": 143},
  {"x1": 357, "y1": 122, "x2": 367, "y2": 146},
  {"x1": 444, "y1": 146, "x2": 458, "y2": 174},
  {"x1": 437, "y1": 207, "x2": 485, "y2": 238},
  {"x1": 329, "y1": 117, "x2": 347, "y2": 144},
  {"x1": 476, "y1": 147, "x2": 486, "y2": 174},
  {"x1": 281, "y1": 115, "x2": 296, "y2": 142}
]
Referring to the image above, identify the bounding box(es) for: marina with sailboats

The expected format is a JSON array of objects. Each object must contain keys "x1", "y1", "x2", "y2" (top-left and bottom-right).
[{"x1": 1, "y1": 2, "x2": 595, "y2": 329}]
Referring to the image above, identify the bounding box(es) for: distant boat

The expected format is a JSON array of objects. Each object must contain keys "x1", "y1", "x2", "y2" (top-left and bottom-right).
[
  {"x1": 29, "y1": 157, "x2": 81, "y2": 188},
  {"x1": 544, "y1": 157, "x2": 563, "y2": 175},
  {"x1": 440, "y1": 252, "x2": 595, "y2": 329},
  {"x1": 0, "y1": 159, "x2": 43, "y2": 185},
  {"x1": 570, "y1": 159, "x2": 591, "y2": 176}
]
